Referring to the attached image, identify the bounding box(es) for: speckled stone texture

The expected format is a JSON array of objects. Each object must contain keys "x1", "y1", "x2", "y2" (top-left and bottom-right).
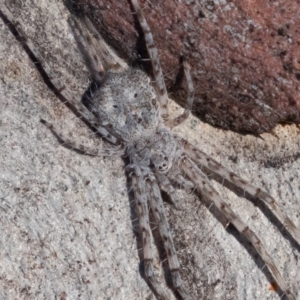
[
  {"x1": 72, "y1": 0, "x2": 300, "y2": 134},
  {"x1": 0, "y1": 1, "x2": 299, "y2": 299}
]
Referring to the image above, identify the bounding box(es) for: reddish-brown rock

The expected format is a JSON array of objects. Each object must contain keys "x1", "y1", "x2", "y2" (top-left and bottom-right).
[{"x1": 70, "y1": 0, "x2": 300, "y2": 134}]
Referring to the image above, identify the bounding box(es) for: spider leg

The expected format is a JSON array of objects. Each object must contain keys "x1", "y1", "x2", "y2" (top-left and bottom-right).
[
  {"x1": 180, "y1": 157, "x2": 296, "y2": 300},
  {"x1": 79, "y1": 16, "x2": 128, "y2": 73},
  {"x1": 167, "y1": 60, "x2": 195, "y2": 128},
  {"x1": 147, "y1": 179, "x2": 194, "y2": 300},
  {"x1": 131, "y1": 174, "x2": 169, "y2": 297},
  {"x1": 130, "y1": 0, "x2": 170, "y2": 121},
  {"x1": 68, "y1": 16, "x2": 104, "y2": 84},
  {"x1": 41, "y1": 119, "x2": 124, "y2": 156},
  {"x1": 131, "y1": 174, "x2": 153, "y2": 275},
  {"x1": 170, "y1": 173, "x2": 194, "y2": 191},
  {"x1": 182, "y1": 138, "x2": 300, "y2": 246},
  {"x1": 169, "y1": 171, "x2": 230, "y2": 226},
  {"x1": 68, "y1": 16, "x2": 127, "y2": 83},
  {"x1": 0, "y1": 3, "x2": 119, "y2": 145},
  {"x1": 155, "y1": 172, "x2": 181, "y2": 209}
]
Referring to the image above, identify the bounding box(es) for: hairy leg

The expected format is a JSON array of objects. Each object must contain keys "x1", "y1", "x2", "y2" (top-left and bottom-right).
[
  {"x1": 79, "y1": 16, "x2": 128, "y2": 73},
  {"x1": 41, "y1": 119, "x2": 125, "y2": 156},
  {"x1": 182, "y1": 138, "x2": 300, "y2": 245},
  {"x1": 0, "y1": 2, "x2": 119, "y2": 145},
  {"x1": 68, "y1": 16, "x2": 104, "y2": 84},
  {"x1": 180, "y1": 156, "x2": 295, "y2": 300},
  {"x1": 167, "y1": 60, "x2": 195, "y2": 128},
  {"x1": 155, "y1": 172, "x2": 181, "y2": 209},
  {"x1": 147, "y1": 179, "x2": 194, "y2": 300},
  {"x1": 130, "y1": 0, "x2": 170, "y2": 121},
  {"x1": 131, "y1": 174, "x2": 170, "y2": 298}
]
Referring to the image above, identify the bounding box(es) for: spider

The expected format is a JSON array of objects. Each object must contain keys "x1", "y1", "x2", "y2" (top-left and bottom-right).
[{"x1": 1, "y1": 0, "x2": 299, "y2": 299}]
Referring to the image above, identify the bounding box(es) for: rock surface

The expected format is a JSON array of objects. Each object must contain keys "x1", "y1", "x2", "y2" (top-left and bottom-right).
[
  {"x1": 0, "y1": 1, "x2": 300, "y2": 299},
  {"x1": 73, "y1": 0, "x2": 300, "y2": 134}
]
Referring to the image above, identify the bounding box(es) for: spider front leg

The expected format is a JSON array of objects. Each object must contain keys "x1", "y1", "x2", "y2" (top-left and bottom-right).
[{"x1": 180, "y1": 157, "x2": 296, "y2": 300}]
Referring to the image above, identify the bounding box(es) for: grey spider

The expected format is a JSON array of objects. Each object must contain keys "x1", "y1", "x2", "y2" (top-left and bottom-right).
[{"x1": 1, "y1": 0, "x2": 299, "y2": 299}]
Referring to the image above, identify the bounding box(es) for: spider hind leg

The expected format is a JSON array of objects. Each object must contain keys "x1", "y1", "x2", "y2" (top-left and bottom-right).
[
  {"x1": 183, "y1": 138, "x2": 300, "y2": 246},
  {"x1": 179, "y1": 156, "x2": 296, "y2": 300}
]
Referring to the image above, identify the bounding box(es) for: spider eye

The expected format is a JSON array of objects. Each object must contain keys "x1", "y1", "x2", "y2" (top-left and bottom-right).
[{"x1": 134, "y1": 93, "x2": 138, "y2": 98}]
